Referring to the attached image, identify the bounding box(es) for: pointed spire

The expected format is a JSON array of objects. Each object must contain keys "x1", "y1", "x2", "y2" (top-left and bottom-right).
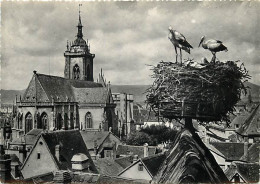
[
  {"x1": 66, "y1": 40, "x2": 69, "y2": 51},
  {"x1": 77, "y1": 4, "x2": 83, "y2": 38}
]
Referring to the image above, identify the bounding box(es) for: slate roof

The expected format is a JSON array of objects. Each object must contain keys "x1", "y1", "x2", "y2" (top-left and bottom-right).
[
  {"x1": 22, "y1": 73, "x2": 104, "y2": 103},
  {"x1": 237, "y1": 104, "x2": 260, "y2": 137},
  {"x1": 152, "y1": 129, "x2": 228, "y2": 183},
  {"x1": 22, "y1": 130, "x2": 98, "y2": 174},
  {"x1": 40, "y1": 130, "x2": 97, "y2": 172},
  {"x1": 11, "y1": 129, "x2": 43, "y2": 145},
  {"x1": 116, "y1": 145, "x2": 157, "y2": 158},
  {"x1": 72, "y1": 173, "x2": 100, "y2": 183},
  {"x1": 73, "y1": 87, "x2": 109, "y2": 104},
  {"x1": 80, "y1": 131, "x2": 110, "y2": 150},
  {"x1": 210, "y1": 142, "x2": 251, "y2": 161},
  {"x1": 93, "y1": 159, "x2": 124, "y2": 176},
  {"x1": 225, "y1": 162, "x2": 259, "y2": 183},
  {"x1": 240, "y1": 143, "x2": 260, "y2": 163},
  {"x1": 141, "y1": 153, "x2": 166, "y2": 177},
  {"x1": 114, "y1": 155, "x2": 133, "y2": 169}
]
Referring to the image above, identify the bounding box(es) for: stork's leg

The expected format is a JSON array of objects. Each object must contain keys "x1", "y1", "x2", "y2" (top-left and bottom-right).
[
  {"x1": 211, "y1": 52, "x2": 216, "y2": 64},
  {"x1": 174, "y1": 46, "x2": 178, "y2": 63},
  {"x1": 180, "y1": 48, "x2": 182, "y2": 65}
]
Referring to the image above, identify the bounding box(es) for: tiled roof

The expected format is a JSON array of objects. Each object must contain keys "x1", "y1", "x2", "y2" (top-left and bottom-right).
[
  {"x1": 73, "y1": 87, "x2": 108, "y2": 104},
  {"x1": 152, "y1": 129, "x2": 228, "y2": 183},
  {"x1": 114, "y1": 155, "x2": 133, "y2": 169},
  {"x1": 80, "y1": 131, "x2": 110, "y2": 150},
  {"x1": 237, "y1": 104, "x2": 260, "y2": 136},
  {"x1": 11, "y1": 129, "x2": 43, "y2": 145},
  {"x1": 240, "y1": 143, "x2": 260, "y2": 163},
  {"x1": 210, "y1": 142, "x2": 251, "y2": 160},
  {"x1": 72, "y1": 173, "x2": 100, "y2": 183},
  {"x1": 22, "y1": 73, "x2": 104, "y2": 103},
  {"x1": 225, "y1": 162, "x2": 259, "y2": 183},
  {"x1": 41, "y1": 130, "x2": 98, "y2": 173},
  {"x1": 141, "y1": 153, "x2": 166, "y2": 177},
  {"x1": 93, "y1": 159, "x2": 124, "y2": 176},
  {"x1": 116, "y1": 145, "x2": 157, "y2": 158}
]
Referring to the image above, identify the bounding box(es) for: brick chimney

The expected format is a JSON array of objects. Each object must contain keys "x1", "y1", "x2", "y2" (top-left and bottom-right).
[
  {"x1": 55, "y1": 145, "x2": 60, "y2": 162},
  {"x1": 144, "y1": 143, "x2": 149, "y2": 158},
  {"x1": 0, "y1": 144, "x2": 12, "y2": 183}
]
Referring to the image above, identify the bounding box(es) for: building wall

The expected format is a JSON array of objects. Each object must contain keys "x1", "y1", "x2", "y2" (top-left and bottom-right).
[
  {"x1": 78, "y1": 107, "x2": 104, "y2": 130},
  {"x1": 119, "y1": 161, "x2": 152, "y2": 181},
  {"x1": 21, "y1": 137, "x2": 58, "y2": 179}
]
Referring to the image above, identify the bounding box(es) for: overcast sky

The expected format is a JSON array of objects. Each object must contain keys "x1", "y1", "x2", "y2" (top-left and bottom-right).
[{"x1": 1, "y1": 1, "x2": 259, "y2": 90}]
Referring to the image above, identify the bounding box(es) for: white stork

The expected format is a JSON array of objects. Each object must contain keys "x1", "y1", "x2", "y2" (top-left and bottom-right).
[
  {"x1": 168, "y1": 26, "x2": 193, "y2": 64},
  {"x1": 198, "y1": 36, "x2": 228, "y2": 63}
]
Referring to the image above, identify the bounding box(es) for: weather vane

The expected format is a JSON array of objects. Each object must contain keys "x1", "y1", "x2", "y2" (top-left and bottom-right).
[{"x1": 79, "y1": 4, "x2": 82, "y2": 16}]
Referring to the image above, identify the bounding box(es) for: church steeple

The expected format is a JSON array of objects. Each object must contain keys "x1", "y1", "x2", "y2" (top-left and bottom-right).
[
  {"x1": 64, "y1": 4, "x2": 95, "y2": 82},
  {"x1": 77, "y1": 4, "x2": 83, "y2": 39}
]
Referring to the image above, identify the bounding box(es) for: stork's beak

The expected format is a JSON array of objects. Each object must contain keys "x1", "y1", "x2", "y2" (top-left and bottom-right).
[{"x1": 198, "y1": 39, "x2": 203, "y2": 48}]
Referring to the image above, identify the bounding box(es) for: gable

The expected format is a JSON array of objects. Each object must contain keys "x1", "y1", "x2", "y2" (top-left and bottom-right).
[
  {"x1": 22, "y1": 74, "x2": 50, "y2": 103},
  {"x1": 21, "y1": 137, "x2": 58, "y2": 179},
  {"x1": 118, "y1": 160, "x2": 152, "y2": 181}
]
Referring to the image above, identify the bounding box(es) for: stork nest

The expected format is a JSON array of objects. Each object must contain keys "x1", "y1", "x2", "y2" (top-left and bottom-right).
[{"x1": 146, "y1": 59, "x2": 250, "y2": 124}]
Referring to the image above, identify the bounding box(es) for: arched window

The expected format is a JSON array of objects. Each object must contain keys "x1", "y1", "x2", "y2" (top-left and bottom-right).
[
  {"x1": 41, "y1": 113, "x2": 48, "y2": 130},
  {"x1": 25, "y1": 112, "x2": 33, "y2": 134},
  {"x1": 56, "y1": 113, "x2": 62, "y2": 130},
  {"x1": 85, "y1": 112, "x2": 92, "y2": 129},
  {"x1": 73, "y1": 64, "x2": 80, "y2": 79}
]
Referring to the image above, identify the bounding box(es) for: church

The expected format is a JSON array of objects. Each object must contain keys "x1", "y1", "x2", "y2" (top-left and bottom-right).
[{"x1": 12, "y1": 12, "x2": 117, "y2": 136}]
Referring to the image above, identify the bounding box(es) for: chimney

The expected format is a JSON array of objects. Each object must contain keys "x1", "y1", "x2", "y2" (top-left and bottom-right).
[
  {"x1": 55, "y1": 145, "x2": 60, "y2": 162},
  {"x1": 53, "y1": 170, "x2": 72, "y2": 184},
  {"x1": 243, "y1": 141, "x2": 249, "y2": 162},
  {"x1": 144, "y1": 143, "x2": 149, "y2": 158},
  {"x1": 0, "y1": 144, "x2": 12, "y2": 183},
  {"x1": 93, "y1": 140, "x2": 98, "y2": 155},
  {"x1": 133, "y1": 155, "x2": 138, "y2": 163}
]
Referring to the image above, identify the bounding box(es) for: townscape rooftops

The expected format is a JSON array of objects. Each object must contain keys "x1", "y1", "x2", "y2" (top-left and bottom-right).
[
  {"x1": 93, "y1": 158, "x2": 124, "y2": 176},
  {"x1": 237, "y1": 104, "x2": 260, "y2": 136},
  {"x1": 40, "y1": 130, "x2": 97, "y2": 172},
  {"x1": 114, "y1": 155, "x2": 133, "y2": 169},
  {"x1": 240, "y1": 143, "x2": 260, "y2": 163},
  {"x1": 98, "y1": 175, "x2": 149, "y2": 184},
  {"x1": 140, "y1": 153, "x2": 166, "y2": 177},
  {"x1": 80, "y1": 131, "x2": 110, "y2": 150},
  {"x1": 152, "y1": 129, "x2": 228, "y2": 183},
  {"x1": 225, "y1": 162, "x2": 259, "y2": 183},
  {"x1": 116, "y1": 145, "x2": 157, "y2": 158},
  {"x1": 11, "y1": 129, "x2": 43, "y2": 145},
  {"x1": 210, "y1": 142, "x2": 251, "y2": 161}
]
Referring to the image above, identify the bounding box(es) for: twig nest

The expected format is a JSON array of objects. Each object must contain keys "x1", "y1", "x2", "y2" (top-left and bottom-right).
[{"x1": 146, "y1": 60, "x2": 250, "y2": 123}]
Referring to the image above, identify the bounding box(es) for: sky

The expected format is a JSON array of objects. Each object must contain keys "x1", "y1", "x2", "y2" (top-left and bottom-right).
[{"x1": 1, "y1": 1, "x2": 260, "y2": 90}]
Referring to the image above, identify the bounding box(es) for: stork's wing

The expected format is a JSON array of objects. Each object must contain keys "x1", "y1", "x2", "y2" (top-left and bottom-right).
[
  {"x1": 174, "y1": 31, "x2": 193, "y2": 48},
  {"x1": 173, "y1": 31, "x2": 186, "y2": 43}
]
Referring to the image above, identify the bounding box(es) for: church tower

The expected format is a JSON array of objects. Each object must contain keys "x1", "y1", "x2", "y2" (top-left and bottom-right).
[{"x1": 64, "y1": 7, "x2": 95, "y2": 81}]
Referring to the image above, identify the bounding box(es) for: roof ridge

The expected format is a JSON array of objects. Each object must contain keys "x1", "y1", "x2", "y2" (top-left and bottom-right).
[{"x1": 141, "y1": 152, "x2": 165, "y2": 161}]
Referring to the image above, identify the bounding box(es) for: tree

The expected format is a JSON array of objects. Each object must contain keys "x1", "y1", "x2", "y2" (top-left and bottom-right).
[{"x1": 125, "y1": 131, "x2": 155, "y2": 146}]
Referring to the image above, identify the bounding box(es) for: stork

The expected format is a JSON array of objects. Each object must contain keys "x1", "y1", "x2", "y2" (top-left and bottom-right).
[
  {"x1": 198, "y1": 36, "x2": 228, "y2": 64},
  {"x1": 168, "y1": 26, "x2": 193, "y2": 64}
]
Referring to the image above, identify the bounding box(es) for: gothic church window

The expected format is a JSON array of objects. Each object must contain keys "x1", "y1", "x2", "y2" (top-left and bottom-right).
[
  {"x1": 25, "y1": 112, "x2": 33, "y2": 134},
  {"x1": 40, "y1": 113, "x2": 48, "y2": 130},
  {"x1": 85, "y1": 112, "x2": 93, "y2": 129},
  {"x1": 73, "y1": 64, "x2": 80, "y2": 79}
]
